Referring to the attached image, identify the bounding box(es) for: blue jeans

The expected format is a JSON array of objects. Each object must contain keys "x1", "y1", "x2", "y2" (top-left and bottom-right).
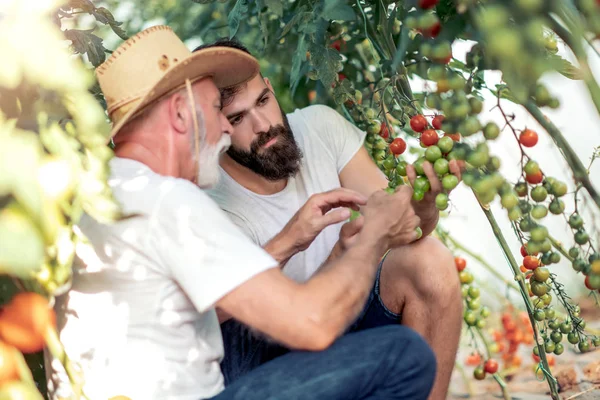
[{"x1": 210, "y1": 262, "x2": 437, "y2": 400}]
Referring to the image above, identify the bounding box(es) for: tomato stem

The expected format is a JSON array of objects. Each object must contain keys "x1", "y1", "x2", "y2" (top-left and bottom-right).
[{"x1": 477, "y1": 202, "x2": 561, "y2": 400}]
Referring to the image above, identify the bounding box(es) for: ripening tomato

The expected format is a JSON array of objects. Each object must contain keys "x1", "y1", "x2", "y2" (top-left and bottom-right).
[
  {"x1": 432, "y1": 115, "x2": 444, "y2": 130},
  {"x1": 338, "y1": 73, "x2": 347, "y2": 81},
  {"x1": 420, "y1": 129, "x2": 439, "y2": 146},
  {"x1": 465, "y1": 352, "x2": 481, "y2": 366},
  {"x1": 410, "y1": 115, "x2": 428, "y2": 132},
  {"x1": 444, "y1": 132, "x2": 461, "y2": 142},
  {"x1": 484, "y1": 359, "x2": 499, "y2": 374},
  {"x1": 454, "y1": 257, "x2": 467, "y2": 272},
  {"x1": 379, "y1": 123, "x2": 390, "y2": 139},
  {"x1": 331, "y1": 40, "x2": 343, "y2": 52},
  {"x1": 390, "y1": 138, "x2": 407, "y2": 155},
  {"x1": 526, "y1": 170, "x2": 544, "y2": 184},
  {"x1": 0, "y1": 292, "x2": 56, "y2": 354},
  {"x1": 523, "y1": 256, "x2": 540, "y2": 270},
  {"x1": 0, "y1": 342, "x2": 18, "y2": 384},
  {"x1": 519, "y1": 129, "x2": 538, "y2": 147}
]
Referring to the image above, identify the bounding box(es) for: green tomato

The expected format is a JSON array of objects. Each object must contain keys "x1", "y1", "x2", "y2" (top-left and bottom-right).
[
  {"x1": 467, "y1": 298, "x2": 481, "y2": 310},
  {"x1": 413, "y1": 189, "x2": 425, "y2": 202},
  {"x1": 468, "y1": 286, "x2": 480, "y2": 298},
  {"x1": 435, "y1": 192, "x2": 449, "y2": 210},
  {"x1": 579, "y1": 340, "x2": 590, "y2": 353},
  {"x1": 548, "y1": 319, "x2": 560, "y2": 330},
  {"x1": 437, "y1": 136, "x2": 454, "y2": 153},
  {"x1": 461, "y1": 116, "x2": 482, "y2": 136},
  {"x1": 396, "y1": 161, "x2": 407, "y2": 177},
  {"x1": 568, "y1": 247, "x2": 580, "y2": 259},
  {"x1": 545, "y1": 340, "x2": 556, "y2": 353},
  {"x1": 551, "y1": 331, "x2": 563, "y2": 343},
  {"x1": 434, "y1": 158, "x2": 450, "y2": 176},
  {"x1": 483, "y1": 122, "x2": 500, "y2": 140},
  {"x1": 572, "y1": 259, "x2": 586, "y2": 272},
  {"x1": 530, "y1": 186, "x2": 548, "y2": 202},
  {"x1": 548, "y1": 199, "x2": 565, "y2": 215},
  {"x1": 508, "y1": 207, "x2": 522, "y2": 221},
  {"x1": 442, "y1": 174, "x2": 459, "y2": 191},
  {"x1": 574, "y1": 229, "x2": 589, "y2": 245},
  {"x1": 480, "y1": 306, "x2": 490, "y2": 318},
  {"x1": 534, "y1": 309, "x2": 546, "y2": 321},
  {"x1": 519, "y1": 218, "x2": 533, "y2": 232},
  {"x1": 414, "y1": 176, "x2": 431, "y2": 192},
  {"x1": 567, "y1": 332, "x2": 580, "y2": 344},
  {"x1": 560, "y1": 322, "x2": 572, "y2": 334},
  {"x1": 425, "y1": 146, "x2": 443, "y2": 162},
  {"x1": 467, "y1": 151, "x2": 489, "y2": 168},
  {"x1": 568, "y1": 214, "x2": 584, "y2": 229},
  {"x1": 530, "y1": 225, "x2": 548, "y2": 242},
  {"x1": 531, "y1": 205, "x2": 548, "y2": 220},
  {"x1": 545, "y1": 307, "x2": 555, "y2": 319},
  {"x1": 468, "y1": 97, "x2": 484, "y2": 114},
  {"x1": 550, "y1": 252, "x2": 561, "y2": 264},
  {"x1": 413, "y1": 157, "x2": 426, "y2": 176},
  {"x1": 540, "y1": 238, "x2": 552, "y2": 253},
  {"x1": 427, "y1": 65, "x2": 446, "y2": 81},
  {"x1": 551, "y1": 181, "x2": 568, "y2": 197},
  {"x1": 464, "y1": 310, "x2": 477, "y2": 326},
  {"x1": 554, "y1": 343, "x2": 564, "y2": 355},
  {"x1": 531, "y1": 281, "x2": 549, "y2": 297},
  {"x1": 500, "y1": 192, "x2": 519, "y2": 209}
]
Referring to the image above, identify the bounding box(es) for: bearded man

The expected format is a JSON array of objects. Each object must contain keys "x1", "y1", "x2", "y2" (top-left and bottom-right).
[{"x1": 200, "y1": 39, "x2": 463, "y2": 400}]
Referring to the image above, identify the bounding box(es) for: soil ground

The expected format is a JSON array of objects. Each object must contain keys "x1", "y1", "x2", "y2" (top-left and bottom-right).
[{"x1": 448, "y1": 297, "x2": 600, "y2": 400}]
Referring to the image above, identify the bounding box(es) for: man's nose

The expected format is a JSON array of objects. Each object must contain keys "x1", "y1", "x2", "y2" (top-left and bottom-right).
[
  {"x1": 250, "y1": 109, "x2": 271, "y2": 134},
  {"x1": 220, "y1": 113, "x2": 233, "y2": 136}
]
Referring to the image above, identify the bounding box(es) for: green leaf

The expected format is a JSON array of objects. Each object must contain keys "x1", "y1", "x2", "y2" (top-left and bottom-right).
[
  {"x1": 321, "y1": 0, "x2": 355, "y2": 21},
  {"x1": 547, "y1": 53, "x2": 582, "y2": 80},
  {"x1": 191, "y1": 0, "x2": 219, "y2": 2},
  {"x1": 309, "y1": 43, "x2": 343, "y2": 88},
  {"x1": 228, "y1": 0, "x2": 249, "y2": 38},
  {"x1": 332, "y1": 79, "x2": 354, "y2": 104},
  {"x1": 264, "y1": 0, "x2": 283, "y2": 17},
  {"x1": 92, "y1": 7, "x2": 128, "y2": 40},
  {"x1": 491, "y1": 84, "x2": 521, "y2": 104},
  {"x1": 64, "y1": 29, "x2": 107, "y2": 67},
  {"x1": 290, "y1": 35, "x2": 307, "y2": 92},
  {"x1": 279, "y1": 8, "x2": 307, "y2": 39}
]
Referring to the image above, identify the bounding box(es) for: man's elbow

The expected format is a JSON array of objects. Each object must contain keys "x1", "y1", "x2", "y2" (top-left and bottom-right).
[{"x1": 291, "y1": 312, "x2": 339, "y2": 351}]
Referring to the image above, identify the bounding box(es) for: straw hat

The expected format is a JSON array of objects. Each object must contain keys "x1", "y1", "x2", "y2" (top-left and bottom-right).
[{"x1": 96, "y1": 25, "x2": 260, "y2": 138}]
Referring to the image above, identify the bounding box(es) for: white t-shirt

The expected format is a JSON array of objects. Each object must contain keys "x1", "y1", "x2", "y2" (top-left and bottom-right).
[
  {"x1": 46, "y1": 158, "x2": 277, "y2": 400},
  {"x1": 207, "y1": 105, "x2": 365, "y2": 282}
]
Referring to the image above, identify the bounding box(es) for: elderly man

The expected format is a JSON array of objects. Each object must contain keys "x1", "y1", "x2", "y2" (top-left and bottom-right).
[
  {"x1": 199, "y1": 39, "x2": 463, "y2": 400},
  {"x1": 46, "y1": 26, "x2": 436, "y2": 400}
]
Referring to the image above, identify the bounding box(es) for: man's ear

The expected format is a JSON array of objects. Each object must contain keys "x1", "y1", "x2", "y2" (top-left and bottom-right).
[
  {"x1": 264, "y1": 77, "x2": 275, "y2": 94},
  {"x1": 167, "y1": 92, "x2": 188, "y2": 134}
]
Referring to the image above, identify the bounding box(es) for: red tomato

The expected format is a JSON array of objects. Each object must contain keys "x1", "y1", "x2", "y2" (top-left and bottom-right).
[
  {"x1": 432, "y1": 115, "x2": 445, "y2": 130},
  {"x1": 444, "y1": 132, "x2": 461, "y2": 142},
  {"x1": 410, "y1": 115, "x2": 428, "y2": 132},
  {"x1": 526, "y1": 170, "x2": 544, "y2": 184},
  {"x1": 465, "y1": 352, "x2": 481, "y2": 366},
  {"x1": 519, "y1": 129, "x2": 538, "y2": 147},
  {"x1": 454, "y1": 257, "x2": 467, "y2": 272},
  {"x1": 379, "y1": 123, "x2": 390, "y2": 139},
  {"x1": 523, "y1": 256, "x2": 540, "y2": 270},
  {"x1": 422, "y1": 22, "x2": 441, "y2": 38},
  {"x1": 390, "y1": 138, "x2": 407, "y2": 155},
  {"x1": 585, "y1": 276, "x2": 594, "y2": 290},
  {"x1": 420, "y1": 129, "x2": 439, "y2": 146},
  {"x1": 338, "y1": 73, "x2": 347, "y2": 81},
  {"x1": 418, "y1": 0, "x2": 438, "y2": 9},
  {"x1": 331, "y1": 40, "x2": 343, "y2": 52},
  {"x1": 484, "y1": 359, "x2": 499, "y2": 374}
]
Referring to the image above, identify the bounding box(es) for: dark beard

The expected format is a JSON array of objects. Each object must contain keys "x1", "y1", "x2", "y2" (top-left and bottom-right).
[{"x1": 226, "y1": 112, "x2": 303, "y2": 181}]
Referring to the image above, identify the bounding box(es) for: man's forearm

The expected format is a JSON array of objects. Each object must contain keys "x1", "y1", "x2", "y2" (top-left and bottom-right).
[
  {"x1": 300, "y1": 232, "x2": 387, "y2": 339},
  {"x1": 263, "y1": 230, "x2": 298, "y2": 268}
]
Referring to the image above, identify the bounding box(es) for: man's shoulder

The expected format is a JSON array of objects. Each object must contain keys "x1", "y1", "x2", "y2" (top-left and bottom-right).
[
  {"x1": 109, "y1": 157, "x2": 217, "y2": 215},
  {"x1": 287, "y1": 104, "x2": 339, "y2": 123}
]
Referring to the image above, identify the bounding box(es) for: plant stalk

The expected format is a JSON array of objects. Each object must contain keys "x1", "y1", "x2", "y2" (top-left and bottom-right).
[
  {"x1": 45, "y1": 326, "x2": 89, "y2": 400},
  {"x1": 474, "y1": 328, "x2": 511, "y2": 400},
  {"x1": 478, "y1": 201, "x2": 560, "y2": 399},
  {"x1": 524, "y1": 101, "x2": 600, "y2": 210}
]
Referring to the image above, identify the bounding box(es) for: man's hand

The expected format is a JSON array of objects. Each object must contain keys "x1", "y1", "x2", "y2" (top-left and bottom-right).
[
  {"x1": 326, "y1": 216, "x2": 364, "y2": 263},
  {"x1": 286, "y1": 188, "x2": 367, "y2": 252},
  {"x1": 265, "y1": 188, "x2": 367, "y2": 266},
  {"x1": 406, "y1": 159, "x2": 464, "y2": 236},
  {"x1": 360, "y1": 186, "x2": 421, "y2": 250}
]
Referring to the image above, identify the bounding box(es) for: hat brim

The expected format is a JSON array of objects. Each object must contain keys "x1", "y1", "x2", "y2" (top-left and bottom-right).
[{"x1": 108, "y1": 46, "x2": 259, "y2": 139}]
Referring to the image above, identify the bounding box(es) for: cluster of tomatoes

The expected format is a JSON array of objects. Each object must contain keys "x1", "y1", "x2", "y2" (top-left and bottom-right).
[
  {"x1": 402, "y1": 114, "x2": 461, "y2": 210},
  {"x1": 0, "y1": 292, "x2": 55, "y2": 396},
  {"x1": 455, "y1": 256, "x2": 501, "y2": 380}
]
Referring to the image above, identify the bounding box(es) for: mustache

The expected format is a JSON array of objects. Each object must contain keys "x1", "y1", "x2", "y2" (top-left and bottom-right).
[{"x1": 251, "y1": 125, "x2": 286, "y2": 152}]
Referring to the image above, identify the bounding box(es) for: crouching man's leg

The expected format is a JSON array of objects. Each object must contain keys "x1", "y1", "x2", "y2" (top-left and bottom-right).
[
  {"x1": 212, "y1": 325, "x2": 436, "y2": 400},
  {"x1": 379, "y1": 236, "x2": 463, "y2": 400}
]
